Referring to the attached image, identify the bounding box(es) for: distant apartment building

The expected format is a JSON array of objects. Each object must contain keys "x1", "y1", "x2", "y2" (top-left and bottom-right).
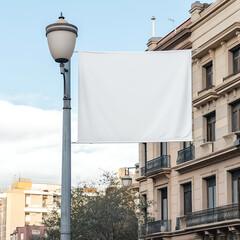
[
  {"x1": 10, "y1": 226, "x2": 46, "y2": 240},
  {"x1": 137, "y1": 0, "x2": 240, "y2": 239},
  {"x1": 0, "y1": 178, "x2": 60, "y2": 240}
]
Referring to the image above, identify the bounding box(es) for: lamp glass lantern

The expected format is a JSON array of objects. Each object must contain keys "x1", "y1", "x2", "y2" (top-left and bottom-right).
[
  {"x1": 121, "y1": 174, "x2": 132, "y2": 188},
  {"x1": 46, "y1": 13, "x2": 78, "y2": 63}
]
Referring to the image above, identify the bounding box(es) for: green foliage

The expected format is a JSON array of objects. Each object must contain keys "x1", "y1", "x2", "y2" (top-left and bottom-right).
[{"x1": 43, "y1": 172, "x2": 152, "y2": 240}]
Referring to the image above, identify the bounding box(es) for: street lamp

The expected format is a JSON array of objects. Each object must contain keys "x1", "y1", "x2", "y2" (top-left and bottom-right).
[
  {"x1": 121, "y1": 167, "x2": 134, "y2": 187},
  {"x1": 46, "y1": 13, "x2": 78, "y2": 240},
  {"x1": 121, "y1": 174, "x2": 132, "y2": 188}
]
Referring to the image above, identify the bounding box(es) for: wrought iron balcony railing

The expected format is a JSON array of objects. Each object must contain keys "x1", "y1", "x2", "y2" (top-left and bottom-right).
[
  {"x1": 141, "y1": 166, "x2": 146, "y2": 176},
  {"x1": 147, "y1": 220, "x2": 171, "y2": 234},
  {"x1": 177, "y1": 144, "x2": 194, "y2": 165},
  {"x1": 141, "y1": 155, "x2": 170, "y2": 176},
  {"x1": 184, "y1": 203, "x2": 240, "y2": 227}
]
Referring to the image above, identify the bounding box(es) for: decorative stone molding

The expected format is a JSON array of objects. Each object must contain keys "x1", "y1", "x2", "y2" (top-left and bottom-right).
[
  {"x1": 209, "y1": 49, "x2": 215, "y2": 60},
  {"x1": 217, "y1": 229, "x2": 227, "y2": 237},
  {"x1": 216, "y1": 72, "x2": 240, "y2": 96},
  {"x1": 192, "y1": 22, "x2": 240, "y2": 59},
  {"x1": 236, "y1": 31, "x2": 240, "y2": 42},
  {"x1": 223, "y1": 132, "x2": 237, "y2": 147},
  {"x1": 229, "y1": 226, "x2": 240, "y2": 234},
  {"x1": 193, "y1": 89, "x2": 219, "y2": 108},
  {"x1": 193, "y1": 58, "x2": 199, "y2": 65},
  {"x1": 221, "y1": 41, "x2": 227, "y2": 51},
  {"x1": 189, "y1": 1, "x2": 204, "y2": 22},
  {"x1": 147, "y1": 37, "x2": 162, "y2": 51}
]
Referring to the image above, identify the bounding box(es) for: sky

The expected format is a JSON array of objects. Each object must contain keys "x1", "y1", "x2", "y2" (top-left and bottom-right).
[{"x1": 0, "y1": 0, "x2": 215, "y2": 188}]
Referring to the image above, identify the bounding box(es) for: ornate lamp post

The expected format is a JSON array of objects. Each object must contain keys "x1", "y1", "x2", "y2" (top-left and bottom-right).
[{"x1": 46, "y1": 13, "x2": 78, "y2": 240}]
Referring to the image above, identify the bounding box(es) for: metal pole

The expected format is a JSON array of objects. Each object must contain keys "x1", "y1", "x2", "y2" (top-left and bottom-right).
[{"x1": 60, "y1": 61, "x2": 71, "y2": 240}]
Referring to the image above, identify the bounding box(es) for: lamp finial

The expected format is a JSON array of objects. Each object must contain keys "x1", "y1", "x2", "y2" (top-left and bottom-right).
[{"x1": 59, "y1": 12, "x2": 65, "y2": 19}]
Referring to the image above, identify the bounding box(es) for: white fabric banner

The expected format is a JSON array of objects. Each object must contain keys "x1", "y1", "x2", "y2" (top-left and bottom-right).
[{"x1": 78, "y1": 50, "x2": 192, "y2": 143}]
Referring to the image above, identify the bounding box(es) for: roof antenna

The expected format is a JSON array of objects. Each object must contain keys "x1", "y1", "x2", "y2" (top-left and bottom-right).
[
  {"x1": 151, "y1": 16, "x2": 156, "y2": 37},
  {"x1": 168, "y1": 18, "x2": 176, "y2": 34}
]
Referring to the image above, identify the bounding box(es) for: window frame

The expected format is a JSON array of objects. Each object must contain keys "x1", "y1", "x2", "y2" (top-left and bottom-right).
[
  {"x1": 183, "y1": 182, "x2": 192, "y2": 215},
  {"x1": 206, "y1": 62, "x2": 213, "y2": 89},
  {"x1": 142, "y1": 194, "x2": 147, "y2": 222},
  {"x1": 161, "y1": 187, "x2": 168, "y2": 220},
  {"x1": 206, "y1": 112, "x2": 216, "y2": 142},
  {"x1": 231, "y1": 169, "x2": 240, "y2": 203},
  {"x1": 203, "y1": 61, "x2": 213, "y2": 90},
  {"x1": 160, "y1": 142, "x2": 167, "y2": 156},
  {"x1": 206, "y1": 176, "x2": 216, "y2": 209},
  {"x1": 232, "y1": 47, "x2": 240, "y2": 74},
  {"x1": 231, "y1": 100, "x2": 240, "y2": 132}
]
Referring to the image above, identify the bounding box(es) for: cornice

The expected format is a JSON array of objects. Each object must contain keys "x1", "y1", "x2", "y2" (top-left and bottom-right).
[
  {"x1": 189, "y1": 0, "x2": 237, "y2": 32},
  {"x1": 172, "y1": 145, "x2": 240, "y2": 174},
  {"x1": 135, "y1": 168, "x2": 171, "y2": 182},
  {"x1": 215, "y1": 72, "x2": 240, "y2": 95},
  {"x1": 193, "y1": 72, "x2": 240, "y2": 108},
  {"x1": 153, "y1": 28, "x2": 191, "y2": 51},
  {"x1": 193, "y1": 89, "x2": 219, "y2": 108},
  {"x1": 192, "y1": 22, "x2": 240, "y2": 59}
]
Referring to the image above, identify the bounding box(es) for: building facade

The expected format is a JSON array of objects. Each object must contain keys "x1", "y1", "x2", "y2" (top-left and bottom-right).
[
  {"x1": 10, "y1": 226, "x2": 47, "y2": 240},
  {"x1": 0, "y1": 178, "x2": 60, "y2": 240},
  {"x1": 137, "y1": 0, "x2": 240, "y2": 239}
]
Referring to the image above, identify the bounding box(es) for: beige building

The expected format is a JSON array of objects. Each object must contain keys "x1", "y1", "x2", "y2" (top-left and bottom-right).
[
  {"x1": 137, "y1": 0, "x2": 240, "y2": 239},
  {"x1": 0, "y1": 178, "x2": 60, "y2": 240}
]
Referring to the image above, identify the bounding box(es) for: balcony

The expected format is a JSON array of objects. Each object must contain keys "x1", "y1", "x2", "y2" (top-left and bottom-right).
[
  {"x1": 181, "y1": 204, "x2": 240, "y2": 228},
  {"x1": 141, "y1": 155, "x2": 170, "y2": 176},
  {"x1": 147, "y1": 220, "x2": 171, "y2": 234},
  {"x1": 141, "y1": 166, "x2": 146, "y2": 176},
  {"x1": 177, "y1": 145, "x2": 194, "y2": 165}
]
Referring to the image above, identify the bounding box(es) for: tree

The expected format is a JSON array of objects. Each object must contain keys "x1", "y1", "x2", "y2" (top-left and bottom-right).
[{"x1": 43, "y1": 172, "x2": 151, "y2": 240}]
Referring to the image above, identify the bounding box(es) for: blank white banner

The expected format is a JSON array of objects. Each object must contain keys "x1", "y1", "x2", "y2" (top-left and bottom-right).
[{"x1": 78, "y1": 50, "x2": 192, "y2": 143}]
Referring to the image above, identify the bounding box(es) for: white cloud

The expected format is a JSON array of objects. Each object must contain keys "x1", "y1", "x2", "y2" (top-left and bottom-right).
[{"x1": 0, "y1": 100, "x2": 138, "y2": 188}]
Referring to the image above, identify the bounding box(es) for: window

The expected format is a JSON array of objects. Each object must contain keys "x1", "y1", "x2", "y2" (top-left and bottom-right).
[
  {"x1": 20, "y1": 233, "x2": 24, "y2": 240},
  {"x1": 183, "y1": 182, "x2": 192, "y2": 215},
  {"x1": 204, "y1": 62, "x2": 213, "y2": 90},
  {"x1": 233, "y1": 47, "x2": 240, "y2": 74},
  {"x1": 25, "y1": 195, "x2": 31, "y2": 206},
  {"x1": 43, "y1": 195, "x2": 48, "y2": 207},
  {"x1": 183, "y1": 141, "x2": 191, "y2": 149},
  {"x1": 143, "y1": 143, "x2": 147, "y2": 175},
  {"x1": 206, "y1": 112, "x2": 216, "y2": 141},
  {"x1": 206, "y1": 176, "x2": 216, "y2": 208},
  {"x1": 25, "y1": 213, "x2": 30, "y2": 223},
  {"x1": 143, "y1": 143, "x2": 147, "y2": 162},
  {"x1": 160, "y1": 142, "x2": 167, "y2": 155},
  {"x1": 232, "y1": 100, "x2": 240, "y2": 132},
  {"x1": 161, "y1": 188, "x2": 168, "y2": 220},
  {"x1": 231, "y1": 169, "x2": 240, "y2": 203},
  {"x1": 53, "y1": 195, "x2": 57, "y2": 202},
  {"x1": 142, "y1": 194, "x2": 147, "y2": 222}
]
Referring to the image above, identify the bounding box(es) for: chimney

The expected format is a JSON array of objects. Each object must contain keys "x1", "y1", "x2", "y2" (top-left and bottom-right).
[
  {"x1": 151, "y1": 16, "x2": 156, "y2": 37},
  {"x1": 147, "y1": 16, "x2": 162, "y2": 51}
]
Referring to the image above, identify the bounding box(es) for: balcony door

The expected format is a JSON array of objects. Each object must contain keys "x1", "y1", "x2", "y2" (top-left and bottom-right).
[
  {"x1": 207, "y1": 176, "x2": 216, "y2": 208},
  {"x1": 183, "y1": 182, "x2": 192, "y2": 215},
  {"x1": 161, "y1": 188, "x2": 168, "y2": 220},
  {"x1": 232, "y1": 169, "x2": 240, "y2": 203},
  {"x1": 160, "y1": 143, "x2": 167, "y2": 156}
]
